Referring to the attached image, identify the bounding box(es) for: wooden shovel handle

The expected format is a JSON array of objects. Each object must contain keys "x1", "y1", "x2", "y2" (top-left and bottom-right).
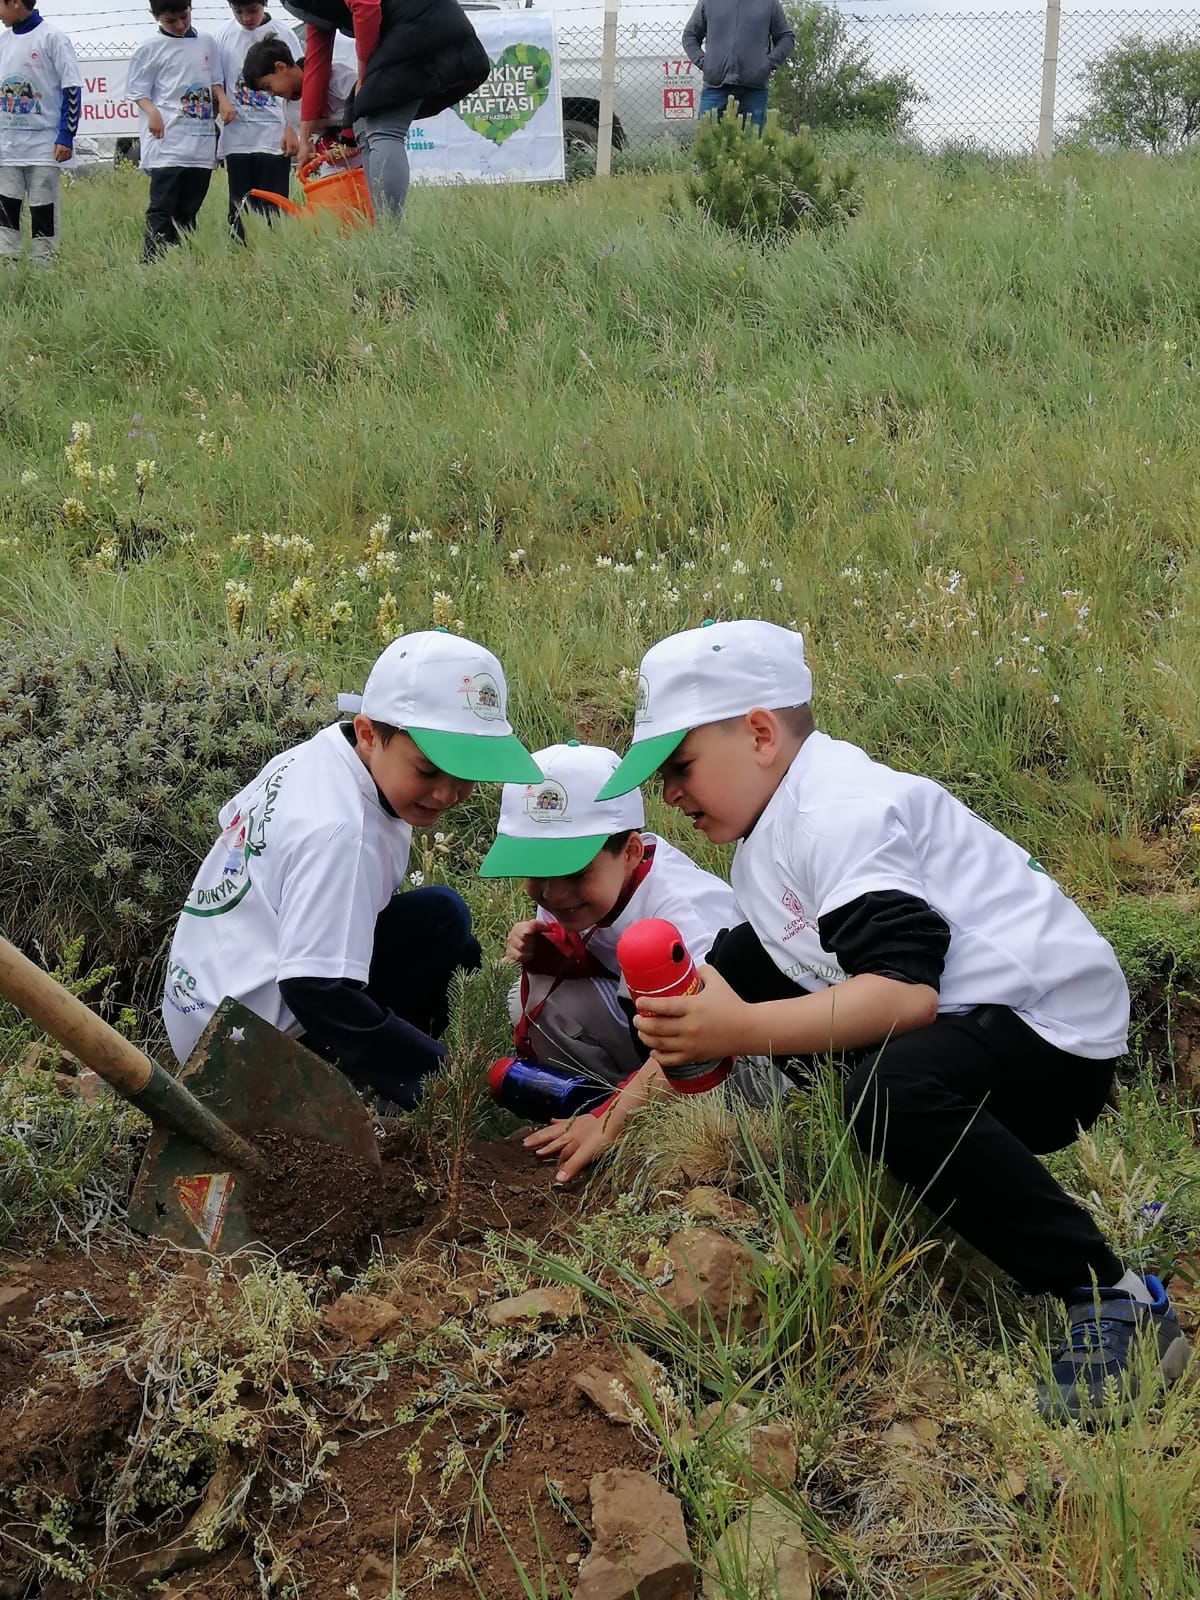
[{"x1": 0, "y1": 933, "x2": 154, "y2": 1096}]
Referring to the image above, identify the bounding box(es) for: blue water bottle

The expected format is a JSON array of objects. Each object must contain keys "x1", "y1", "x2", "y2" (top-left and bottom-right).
[{"x1": 487, "y1": 1056, "x2": 611, "y2": 1121}]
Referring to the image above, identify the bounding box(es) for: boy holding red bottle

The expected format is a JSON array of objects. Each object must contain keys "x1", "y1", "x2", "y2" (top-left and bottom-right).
[
  {"x1": 563, "y1": 617, "x2": 1187, "y2": 1422},
  {"x1": 479, "y1": 740, "x2": 785, "y2": 1129}
]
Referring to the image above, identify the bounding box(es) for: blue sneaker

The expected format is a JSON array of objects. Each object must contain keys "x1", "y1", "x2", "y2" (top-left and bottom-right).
[{"x1": 1038, "y1": 1276, "x2": 1191, "y2": 1423}]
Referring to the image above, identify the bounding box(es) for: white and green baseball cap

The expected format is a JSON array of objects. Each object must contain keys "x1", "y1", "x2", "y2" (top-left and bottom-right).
[
  {"x1": 353, "y1": 630, "x2": 540, "y2": 783},
  {"x1": 479, "y1": 741, "x2": 646, "y2": 878},
  {"x1": 597, "y1": 619, "x2": 813, "y2": 799}
]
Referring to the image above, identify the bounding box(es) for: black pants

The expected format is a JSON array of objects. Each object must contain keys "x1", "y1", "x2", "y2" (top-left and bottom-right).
[
  {"x1": 225, "y1": 152, "x2": 292, "y2": 241},
  {"x1": 143, "y1": 166, "x2": 213, "y2": 261},
  {"x1": 367, "y1": 885, "x2": 482, "y2": 1041},
  {"x1": 709, "y1": 923, "x2": 1122, "y2": 1297}
]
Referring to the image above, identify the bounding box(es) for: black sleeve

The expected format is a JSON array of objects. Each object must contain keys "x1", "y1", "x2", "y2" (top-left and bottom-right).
[
  {"x1": 817, "y1": 891, "x2": 950, "y2": 990},
  {"x1": 279, "y1": 975, "x2": 445, "y2": 1103}
]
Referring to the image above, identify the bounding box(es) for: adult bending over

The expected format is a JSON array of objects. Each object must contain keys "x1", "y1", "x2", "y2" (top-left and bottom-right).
[{"x1": 281, "y1": 0, "x2": 486, "y2": 216}]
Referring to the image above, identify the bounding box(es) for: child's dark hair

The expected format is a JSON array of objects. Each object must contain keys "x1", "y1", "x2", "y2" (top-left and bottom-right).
[
  {"x1": 717, "y1": 704, "x2": 812, "y2": 739},
  {"x1": 242, "y1": 33, "x2": 295, "y2": 88},
  {"x1": 370, "y1": 720, "x2": 400, "y2": 747},
  {"x1": 150, "y1": 0, "x2": 193, "y2": 15},
  {"x1": 776, "y1": 704, "x2": 814, "y2": 738},
  {"x1": 601, "y1": 830, "x2": 636, "y2": 855}
]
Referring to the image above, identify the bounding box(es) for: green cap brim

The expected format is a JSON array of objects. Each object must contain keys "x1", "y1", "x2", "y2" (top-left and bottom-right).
[
  {"x1": 594, "y1": 729, "x2": 687, "y2": 799},
  {"x1": 478, "y1": 831, "x2": 610, "y2": 879},
  {"x1": 408, "y1": 726, "x2": 541, "y2": 783}
]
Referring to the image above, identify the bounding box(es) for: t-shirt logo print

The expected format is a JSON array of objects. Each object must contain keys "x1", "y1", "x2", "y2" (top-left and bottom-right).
[
  {"x1": 460, "y1": 672, "x2": 503, "y2": 721},
  {"x1": 180, "y1": 759, "x2": 293, "y2": 918},
  {"x1": 781, "y1": 886, "x2": 810, "y2": 941},
  {"x1": 179, "y1": 82, "x2": 214, "y2": 121},
  {"x1": 234, "y1": 72, "x2": 271, "y2": 109},
  {"x1": 525, "y1": 780, "x2": 568, "y2": 823},
  {"x1": 0, "y1": 78, "x2": 42, "y2": 116}
]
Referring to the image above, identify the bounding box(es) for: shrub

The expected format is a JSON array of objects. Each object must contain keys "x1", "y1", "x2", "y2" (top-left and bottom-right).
[
  {"x1": 685, "y1": 108, "x2": 860, "y2": 242},
  {"x1": 771, "y1": 2, "x2": 926, "y2": 135},
  {"x1": 1077, "y1": 31, "x2": 1200, "y2": 153},
  {"x1": 0, "y1": 634, "x2": 328, "y2": 1009}
]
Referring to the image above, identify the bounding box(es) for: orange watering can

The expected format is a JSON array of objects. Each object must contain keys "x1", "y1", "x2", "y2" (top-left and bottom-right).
[{"x1": 249, "y1": 154, "x2": 374, "y2": 228}]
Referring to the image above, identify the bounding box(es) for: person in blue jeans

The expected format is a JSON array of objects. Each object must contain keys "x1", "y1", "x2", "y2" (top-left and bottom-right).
[{"x1": 683, "y1": 0, "x2": 794, "y2": 132}]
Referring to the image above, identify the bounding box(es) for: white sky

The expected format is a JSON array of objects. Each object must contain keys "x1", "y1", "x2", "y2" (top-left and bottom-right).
[{"x1": 61, "y1": 0, "x2": 1196, "y2": 41}]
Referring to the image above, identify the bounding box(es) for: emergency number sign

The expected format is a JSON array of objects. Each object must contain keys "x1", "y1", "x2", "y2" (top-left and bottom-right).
[{"x1": 661, "y1": 58, "x2": 696, "y2": 120}]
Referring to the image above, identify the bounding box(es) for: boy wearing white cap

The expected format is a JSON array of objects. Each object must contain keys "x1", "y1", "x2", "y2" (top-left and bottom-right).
[
  {"x1": 479, "y1": 741, "x2": 785, "y2": 1113},
  {"x1": 163, "y1": 629, "x2": 540, "y2": 1110},
  {"x1": 561, "y1": 618, "x2": 1188, "y2": 1421}
]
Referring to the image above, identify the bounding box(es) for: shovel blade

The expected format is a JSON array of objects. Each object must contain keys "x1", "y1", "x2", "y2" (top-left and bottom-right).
[{"x1": 128, "y1": 1000, "x2": 380, "y2": 1253}]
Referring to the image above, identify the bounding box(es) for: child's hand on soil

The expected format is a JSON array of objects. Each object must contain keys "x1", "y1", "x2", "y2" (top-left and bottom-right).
[
  {"x1": 146, "y1": 106, "x2": 165, "y2": 138},
  {"x1": 524, "y1": 1113, "x2": 616, "y2": 1184},
  {"x1": 505, "y1": 919, "x2": 543, "y2": 966},
  {"x1": 634, "y1": 964, "x2": 750, "y2": 1067}
]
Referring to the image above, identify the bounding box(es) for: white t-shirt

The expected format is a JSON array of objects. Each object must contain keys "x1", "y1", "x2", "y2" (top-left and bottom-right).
[
  {"x1": 326, "y1": 45, "x2": 358, "y2": 130},
  {"x1": 731, "y1": 732, "x2": 1129, "y2": 1059},
  {"x1": 217, "y1": 17, "x2": 301, "y2": 158},
  {"x1": 534, "y1": 832, "x2": 738, "y2": 988},
  {"x1": 0, "y1": 19, "x2": 82, "y2": 166},
  {"x1": 163, "y1": 724, "x2": 413, "y2": 1063},
  {"x1": 126, "y1": 30, "x2": 222, "y2": 172}
]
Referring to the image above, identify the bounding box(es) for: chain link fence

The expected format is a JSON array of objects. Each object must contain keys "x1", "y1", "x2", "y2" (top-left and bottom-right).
[
  {"x1": 71, "y1": 3, "x2": 1200, "y2": 162},
  {"x1": 549, "y1": 2, "x2": 1200, "y2": 159}
]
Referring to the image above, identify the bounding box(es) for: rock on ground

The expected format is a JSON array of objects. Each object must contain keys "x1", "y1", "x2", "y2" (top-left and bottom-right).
[
  {"x1": 573, "y1": 1468, "x2": 693, "y2": 1600},
  {"x1": 701, "y1": 1494, "x2": 812, "y2": 1600},
  {"x1": 321, "y1": 1292, "x2": 405, "y2": 1347},
  {"x1": 681, "y1": 1186, "x2": 759, "y2": 1227},
  {"x1": 572, "y1": 1345, "x2": 666, "y2": 1423},
  {"x1": 484, "y1": 1285, "x2": 581, "y2": 1328},
  {"x1": 695, "y1": 1402, "x2": 798, "y2": 1491},
  {"x1": 659, "y1": 1227, "x2": 762, "y2": 1335}
]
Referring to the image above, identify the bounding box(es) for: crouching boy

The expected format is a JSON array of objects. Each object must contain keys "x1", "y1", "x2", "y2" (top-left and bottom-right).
[
  {"x1": 555, "y1": 618, "x2": 1189, "y2": 1421},
  {"x1": 479, "y1": 741, "x2": 787, "y2": 1113},
  {"x1": 163, "y1": 630, "x2": 540, "y2": 1111}
]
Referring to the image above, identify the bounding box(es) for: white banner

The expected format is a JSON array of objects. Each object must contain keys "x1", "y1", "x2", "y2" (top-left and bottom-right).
[
  {"x1": 80, "y1": 10, "x2": 564, "y2": 181},
  {"x1": 79, "y1": 59, "x2": 139, "y2": 137},
  {"x1": 409, "y1": 11, "x2": 564, "y2": 185}
]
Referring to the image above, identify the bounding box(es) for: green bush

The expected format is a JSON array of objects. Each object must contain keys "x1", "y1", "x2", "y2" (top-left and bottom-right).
[
  {"x1": 1095, "y1": 897, "x2": 1200, "y2": 1007},
  {"x1": 771, "y1": 1, "x2": 926, "y2": 134},
  {"x1": 0, "y1": 634, "x2": 328, "y2": 1006},
  {"x1": 1077, "y1": 31, "x2": 1200, "y2": 153},
  {"x1": 685, "y1": 108, "x2": 860, "y2": 242}
]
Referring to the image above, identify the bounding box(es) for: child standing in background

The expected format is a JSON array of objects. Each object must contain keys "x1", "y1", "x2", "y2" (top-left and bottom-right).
[
  {"x1": 126, "y1": 1, "x2": 235, "y2": 261},
  {"x1": 0, "y1": 0, "x2": 82, "y2": 263},
  {"x1": 217, "y1": 0, "x2": 301, "y2": 240}
]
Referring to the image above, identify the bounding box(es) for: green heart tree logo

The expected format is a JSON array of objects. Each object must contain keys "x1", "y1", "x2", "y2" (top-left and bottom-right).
[{"x1": 455, "y1": 43, "x2": 553, "y2": 145}]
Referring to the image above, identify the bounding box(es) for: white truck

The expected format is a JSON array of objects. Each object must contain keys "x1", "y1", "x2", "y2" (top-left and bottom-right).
[{"x1": 514, "y1": 1, "x2": 700, "y2": 160}]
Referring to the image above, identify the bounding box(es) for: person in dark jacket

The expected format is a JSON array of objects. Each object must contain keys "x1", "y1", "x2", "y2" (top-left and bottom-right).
[
  {"x1": 682, "y1": 0, "x2": 794, "y2": 132},
  {"x1": 282, "y1": 0, "x2": 486, "y2": 215}
]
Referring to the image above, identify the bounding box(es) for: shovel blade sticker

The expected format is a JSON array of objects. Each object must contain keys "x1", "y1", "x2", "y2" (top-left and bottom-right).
[{"x1": 175, "y1": 1171, "x2": 234, "y2": 1249}]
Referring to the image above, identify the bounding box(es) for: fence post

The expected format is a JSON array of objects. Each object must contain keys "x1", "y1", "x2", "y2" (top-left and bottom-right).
[
  {"x1": 1037, "y1": 0, "x2": 1062, "y2": 158},
  {"x1": 596, "y1": 0, "x2": 618, "y2": 176}
]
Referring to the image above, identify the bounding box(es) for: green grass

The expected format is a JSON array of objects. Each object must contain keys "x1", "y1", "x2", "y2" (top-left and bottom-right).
[
  {"x1": 1, "y1": 145, "x2": 1199, "y2": 1600},
  {"x1": 1, "y1": 149, "x2": 1198, "y2": 920}
]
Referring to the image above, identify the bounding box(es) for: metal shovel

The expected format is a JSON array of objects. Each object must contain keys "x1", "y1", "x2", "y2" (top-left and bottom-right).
[{"x1": 0, "y1": 933, "x2": 380, "y2": 1253}]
